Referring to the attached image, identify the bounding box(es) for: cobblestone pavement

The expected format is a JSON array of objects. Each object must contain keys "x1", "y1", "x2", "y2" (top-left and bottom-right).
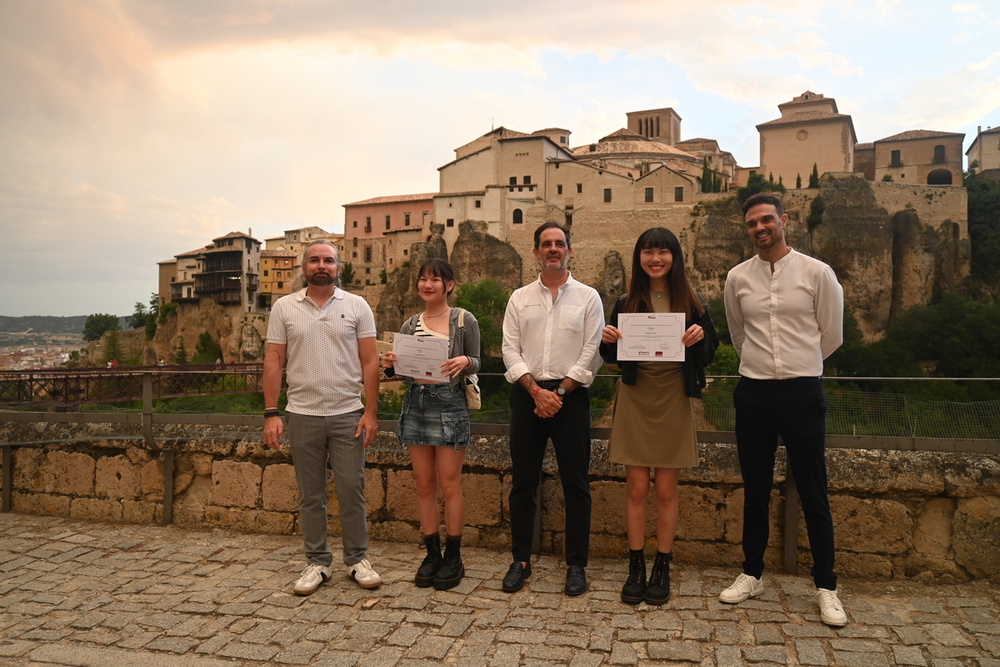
[{"x1": 1, "y1": 514, "x2": 998, "y2": 667}]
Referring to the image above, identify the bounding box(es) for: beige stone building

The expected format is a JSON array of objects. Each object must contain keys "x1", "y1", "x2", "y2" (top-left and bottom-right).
[
  {"x1": 872, "y1": 130, "x2": 965, "y2": 186},
  {"x1": 966, "y1": 125, "x2": 1000, "y2": 179},
  {"x1": 757, "y1": 91, "x2": 857, "y2": 187}
]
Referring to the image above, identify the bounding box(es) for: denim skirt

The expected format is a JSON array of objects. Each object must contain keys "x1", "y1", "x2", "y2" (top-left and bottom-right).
[{"x1": 396, "y1": 382, "x2": 471, "y2": 449}]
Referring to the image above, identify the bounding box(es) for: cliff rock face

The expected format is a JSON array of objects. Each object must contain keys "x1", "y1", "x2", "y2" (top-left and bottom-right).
[
  {"x1": 685, "y1": 177, "x2": 968, "y2": 339},
  {"x1": 151, "y1": 300, "x2": 266, "y2": 363},
  {"x1": 376, "y1": 221, "x2": 522, "y2": 333}
]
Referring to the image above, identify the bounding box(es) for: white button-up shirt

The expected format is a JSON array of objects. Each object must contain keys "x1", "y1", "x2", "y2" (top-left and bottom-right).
[
  {"x1": 502, "y1": 273, "x2": 605, "y2": 387},
  {"x1": 724, "y1": 250, "x2": 843, "y2": 380}
]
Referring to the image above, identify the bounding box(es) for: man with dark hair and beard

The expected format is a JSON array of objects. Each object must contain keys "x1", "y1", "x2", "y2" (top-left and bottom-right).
[{"x1": 263, "y1": 240, "x2": 382, "y2": 595}]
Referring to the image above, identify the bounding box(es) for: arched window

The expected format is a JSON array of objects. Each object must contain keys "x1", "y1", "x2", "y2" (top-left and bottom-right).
[
  {"x1": 927, "y1": 169, "x2": 952, "y2": 185},
  {"x1": 512, "y1": 208, "x2": 523, "y2": 224}
]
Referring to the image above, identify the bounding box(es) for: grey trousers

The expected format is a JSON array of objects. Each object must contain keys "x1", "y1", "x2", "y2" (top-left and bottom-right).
[{"x1": 287, "y1": 410, "x2": 369, "y2": 567}]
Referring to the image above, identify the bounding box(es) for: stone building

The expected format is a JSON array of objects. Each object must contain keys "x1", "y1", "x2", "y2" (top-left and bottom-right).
[
  {"x1": 966, "y1": 125, "x2": 1000, "y2": 181},
  {"x1": 872, "y1": 129, "x2": 965, "y2": 186},
  {"x1": 342, "y1": 194, "x2": 434, "y2": 286},
  {"x1": 756, "y1": 91, "x2": 858, "y2": 186},
  {"x1": 157, "y1": 232, "x2": 262, "y2": 314}
]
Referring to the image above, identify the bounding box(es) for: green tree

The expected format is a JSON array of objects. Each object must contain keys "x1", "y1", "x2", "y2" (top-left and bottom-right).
[
  {"x1": 796, "y1": 173, "x2": 802, "y2": 189},
  {"x1": 807, "y1": 195, "x2": 825, "y2": 230},
  {"x1": 341, "y1": 262, "x2": 355, "y2": 285},
  {"x1": 102, "y1": 329, "x2": 122, "y2": 365},
  {"x1": 173, "y1": 339, "x2": 189, "y2": 365},
  {"x1": 965, "y1": 173, "x2": 1000, "y2": 282},
  {"x1": 737, "y1": 173, "x2": 785, "y2": 205},
  {"x1": 701, "y1": 157, "x2": 713, "y2": 193},
  {"x1": 808, "y1": 163, "x2": 820, "y2": 188},
  {"x1": 454, "y1": 278, "x2": 510, "y2": 357},
  {"x1": 192, "y1": 331, "x2": 224, "y2": 365},
  {"x1": 83, "y1": 313, "x2": 120, "y2": 341}
]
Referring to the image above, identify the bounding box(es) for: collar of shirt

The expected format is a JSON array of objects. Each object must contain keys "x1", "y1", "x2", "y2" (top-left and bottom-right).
[{"x1": 294, "y1": 286, "x2": 344, "y2": 307}]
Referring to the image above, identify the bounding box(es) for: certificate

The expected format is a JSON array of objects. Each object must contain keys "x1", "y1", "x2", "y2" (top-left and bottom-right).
[
  {"x1": 393, "y1": 333, "x2": 449, "y2": 381},
  {"x1": 616, "y1": 312, "x2": 685, "y2": 362}
]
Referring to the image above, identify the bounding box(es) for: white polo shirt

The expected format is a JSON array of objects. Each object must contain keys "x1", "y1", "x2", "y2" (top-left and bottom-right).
[{"x1": 267, "y1": 287, "x2": 377, "y2": 416}]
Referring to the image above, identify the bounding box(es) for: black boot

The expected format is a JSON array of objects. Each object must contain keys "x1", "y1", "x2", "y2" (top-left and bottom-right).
[
  {"x1": 644, "y1": 551, "x2": 672, "y2": 605},
  {"x1": 621, "y1": 549, "x2": 646, "y2": 605},
  {"x1": 415, "y1": 534, "x2": 442, "y2": 588},
  {"x1": 433, "y1": 535, "x2": 465, "y2": 590}
]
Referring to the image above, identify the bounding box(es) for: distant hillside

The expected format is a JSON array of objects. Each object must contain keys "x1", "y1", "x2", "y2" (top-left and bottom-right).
[{"x1": 0, "y1": 315, "x2": 125, "y2": 335}]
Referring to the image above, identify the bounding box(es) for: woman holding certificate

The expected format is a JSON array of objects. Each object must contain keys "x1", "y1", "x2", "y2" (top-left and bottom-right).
[
  {"x1": 380, "y1": 259, "x2": 481, "y2": 590},
  {"x1": 599, "y1": 227, "x2": 718, "y2": 605}
]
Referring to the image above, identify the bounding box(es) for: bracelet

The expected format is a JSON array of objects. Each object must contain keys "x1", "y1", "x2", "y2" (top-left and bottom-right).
[
  {"x1": 264, "y1": 409, "x2": 282, "y2": 418},
  {"x1": 531, "y1": 385, "x2": 541, "y2": 397}
]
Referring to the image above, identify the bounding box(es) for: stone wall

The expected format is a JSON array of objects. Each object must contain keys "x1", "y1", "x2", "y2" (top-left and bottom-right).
[{"x1": 2, "y1": 422, "x2": 998, "y2": 583}]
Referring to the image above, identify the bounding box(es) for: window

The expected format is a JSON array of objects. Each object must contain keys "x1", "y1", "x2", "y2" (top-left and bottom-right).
[
  {"x1": 512, "y1": 209, "x2": 523, "y2": 224},
  {"x1": 352, "y1": 238, "x2": 358, "y2": 247},
  {"x1": 263, "y1": 270, "x2": 269, "y2": 277},
  {"x1": 475, "y1": 200, "x2": 481, "y2": 209},
  {"x1": 404, "y1": 212, "x2": 410, "y2": 226},
  {"x1": 364, "y1": 247, "x2": 372, "y2": 262},
  {"x1": 352, "y1": 221, "x2": 357, "y2": 228},
  {"x1": 447, "y1": 218, "x2": 454, "y2": 227},
  {"x1": 385, "y1": 215, "x2": 391, "y2": 230},
  {"x1": 644, "y1": 187, "x2": 654, "y2": 203},
  {"x1": 674, "y1": 187, "x2": 684, "y2": 202},
  {"x1": 934, "y1": 145, "x2": 946, "y2": 164},
  {"x1": 890, "y1": 150, "x2": 902, "y2": 167},
  {"x1": 603, "y1": 188, "x2": 612, "y2": 203},
  {"x1": 557, "y1": 185, "x2": 563, "y2": 195},
  {"x1": 403, "y1": 248, "x2": 408, "y2": 256},
  {"x1": 366, "y1": 216, "x2": 371, "y2": 224},
  {"x1": 576, "y1": 183, "x2": 583, "y2": 194},
  {"x1": 277, "y1": 282, "x2": 283, "y2": 289},
  {"x1": 523, "y1": 175, "x2": 531, "y2": 185},
  {"x1": 509, "y1": 177, "x2": 517, "y2": 185}
]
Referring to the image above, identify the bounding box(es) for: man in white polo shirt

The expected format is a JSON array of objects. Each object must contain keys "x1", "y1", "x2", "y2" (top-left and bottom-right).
[{"x1": 263, "y1": 240, "x2": 381, "y2": 595}]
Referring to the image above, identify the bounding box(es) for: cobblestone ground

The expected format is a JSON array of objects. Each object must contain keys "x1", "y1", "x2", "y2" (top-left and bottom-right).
[{"x1": 1, "y1": 514, "x2": 998, "y2": 666}]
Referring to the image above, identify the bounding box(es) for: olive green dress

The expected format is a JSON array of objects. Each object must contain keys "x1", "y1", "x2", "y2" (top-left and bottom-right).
[{"x1": 608, "y1": 292, "x2": 698, "y2": 468}]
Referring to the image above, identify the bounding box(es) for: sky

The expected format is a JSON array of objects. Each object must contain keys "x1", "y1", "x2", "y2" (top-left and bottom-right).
[{"x1": 1, "y1": 0, "x2": 998, "y2": 318}]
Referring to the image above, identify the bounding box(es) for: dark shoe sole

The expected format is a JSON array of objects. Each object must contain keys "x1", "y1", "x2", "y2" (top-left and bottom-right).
[
  {"x1": 433, "y1": 565, "x2": 465, "y2": 590},
  {"x1": 621, "y1": 592, "x2": 644, "y2": 604},
  {"x1": 414, "y1": 575, "x2": 435, "y2": 588}
]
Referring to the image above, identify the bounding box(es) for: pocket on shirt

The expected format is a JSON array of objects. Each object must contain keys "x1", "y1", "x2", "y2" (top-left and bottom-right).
[{"x1": 558, "y1": 305, "x2": 584, "y2": 330}]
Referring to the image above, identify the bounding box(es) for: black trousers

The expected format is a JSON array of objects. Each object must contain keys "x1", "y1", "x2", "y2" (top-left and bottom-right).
[
  {"x1": 734, "y1": 376, "x2": 837, "y2": 590},
  {"x1": 508, "y1": 383, "x2": 592, "y2": 567}
]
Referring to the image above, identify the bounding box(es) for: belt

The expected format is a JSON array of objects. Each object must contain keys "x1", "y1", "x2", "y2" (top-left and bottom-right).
[{"x1": 536, "y1": 379, "x2": 565, "y2": 390}]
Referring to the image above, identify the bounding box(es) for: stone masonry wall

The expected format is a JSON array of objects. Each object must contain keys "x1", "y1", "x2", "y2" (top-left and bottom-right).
[{"x1": 2, "y1": 422, "x2": 998, "y2": 584}]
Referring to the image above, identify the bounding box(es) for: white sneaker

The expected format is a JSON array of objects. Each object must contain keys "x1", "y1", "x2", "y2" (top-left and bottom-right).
[
  {"x1": 719, "y1": 573, "x2": 764, "y2": 604},
  {"x1": 293, "y1": 564, "x2": 330, "y2": 596},
  {"x1": 347, "y1": 559, "x2": 382, "y2": 589},
  {"x1": 817, "y1": 588, "x2": 848, "y2": 626}
]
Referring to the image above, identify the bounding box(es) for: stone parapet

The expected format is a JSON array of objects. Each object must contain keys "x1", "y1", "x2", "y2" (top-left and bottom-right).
[{"x1": 1, "y1": 421, "x2": 998, "y2": 583}]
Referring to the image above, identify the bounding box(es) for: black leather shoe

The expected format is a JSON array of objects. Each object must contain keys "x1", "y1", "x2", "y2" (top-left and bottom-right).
[
  {"x1": 502, "y1": 562, "x2": 531, "y2": 593},
  {"x1": 565, "y1": 566, "x2": 588, "y2": 596}
]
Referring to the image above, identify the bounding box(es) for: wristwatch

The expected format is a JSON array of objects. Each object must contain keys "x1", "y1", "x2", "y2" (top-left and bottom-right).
[{"x1": 556, "y1": 385, "x2": 567, "y2": 396}]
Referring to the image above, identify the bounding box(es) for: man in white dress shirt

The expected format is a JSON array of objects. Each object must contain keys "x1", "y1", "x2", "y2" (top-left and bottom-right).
[
  {"x1": 722, "y1": 193, "x2": 848, "y2": 627},
  {"x1": 501, "y1": 221, "x2": 604, "y2": 596}
]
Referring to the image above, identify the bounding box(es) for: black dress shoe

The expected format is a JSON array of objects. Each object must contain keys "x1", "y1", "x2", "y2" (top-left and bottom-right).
[
  {"x1": 502, "y1": 562, "x2": 531, "y2": 593},
  {"x1": 565, "y1": 565, "x2": 588, "y2": 596}
]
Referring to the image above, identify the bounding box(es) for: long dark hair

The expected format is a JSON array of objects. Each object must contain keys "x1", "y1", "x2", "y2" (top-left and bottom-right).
[{"x1": 623, "y1": 227, "x2": 703, "y2": 319}]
